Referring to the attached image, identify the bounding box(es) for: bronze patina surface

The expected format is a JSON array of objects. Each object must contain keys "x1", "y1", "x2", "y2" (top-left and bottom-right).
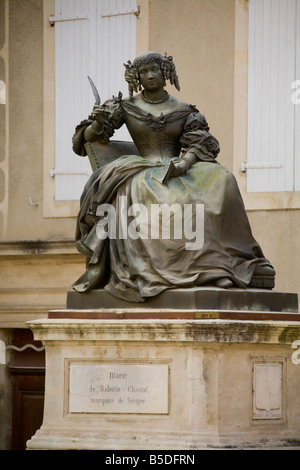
[
  {"x1": 72, "y1": 52, "x2": 276, "y2": 303},
  {"x1": 66, "y1": 287, "x2": 298, "y2": 312}
]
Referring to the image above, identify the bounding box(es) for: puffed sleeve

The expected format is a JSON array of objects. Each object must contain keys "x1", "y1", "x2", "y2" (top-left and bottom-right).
[
  {"x1": 180, "y1": 112, "x2": 220, "y2": 162},
  {"x1": 72, "y1": 95, "x2": 125, "y2": 157}
]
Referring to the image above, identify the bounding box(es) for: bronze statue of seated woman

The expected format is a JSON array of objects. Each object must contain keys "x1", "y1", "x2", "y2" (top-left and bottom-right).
[{"x1": 72, "y1": 51, "x2": 275, "y2": 303}]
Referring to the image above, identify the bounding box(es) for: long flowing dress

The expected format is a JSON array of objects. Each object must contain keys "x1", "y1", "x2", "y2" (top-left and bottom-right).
[{"x1": 72, "y1": 95, "x2": 275, "y2": 302}]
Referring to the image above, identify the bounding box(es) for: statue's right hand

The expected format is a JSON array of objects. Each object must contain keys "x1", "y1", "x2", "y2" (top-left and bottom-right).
[{"x1": 91, "y1": 105, "x2": 106, "y2": 124}]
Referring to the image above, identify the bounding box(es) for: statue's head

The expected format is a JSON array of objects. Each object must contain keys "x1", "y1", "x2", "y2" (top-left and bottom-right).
[{"x1": 124, "y1": 51, "x2": 180, "y2": 98}]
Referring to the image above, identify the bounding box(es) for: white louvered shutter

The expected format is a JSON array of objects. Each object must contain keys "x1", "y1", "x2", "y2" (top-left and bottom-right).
[
  {"x1": 247, "y1": 0, "x2": 299, "y2": 192},
  {"x1": 53, "y1": 0, "x2": 137, "y2": 200},
  {"x1": 295, "y1": 3, "x2": 300, "y2": 191}
]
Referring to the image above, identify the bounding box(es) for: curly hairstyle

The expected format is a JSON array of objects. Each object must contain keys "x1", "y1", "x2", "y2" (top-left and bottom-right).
[{"x1": 124, "y1": 51, "x2": 180, "y2": 99}]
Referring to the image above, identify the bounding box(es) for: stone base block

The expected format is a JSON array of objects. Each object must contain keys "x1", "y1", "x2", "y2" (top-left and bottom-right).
[
  {"x1": 66, "y1": 287, "x2": 299, "y2": 313},
  {"x1": 26, "y1": 313, "x2": 300, "y2": 450}
]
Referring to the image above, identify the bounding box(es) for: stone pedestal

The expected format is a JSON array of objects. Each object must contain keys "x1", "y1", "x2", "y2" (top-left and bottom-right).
[
  {"x1": 66, "y1": 287, "x2": 299, "y2": 312},
  {"x1": 26, "y1": 308, "x2": 300, "y2": 450}
]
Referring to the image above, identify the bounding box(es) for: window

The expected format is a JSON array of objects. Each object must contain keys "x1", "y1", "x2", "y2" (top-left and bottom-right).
[
  {"x1": 247, "y1": 0, "x2": 300, "y2": 192},
  {"x1": 51, "y1": 0, "x2": 137, "y2": 201}
]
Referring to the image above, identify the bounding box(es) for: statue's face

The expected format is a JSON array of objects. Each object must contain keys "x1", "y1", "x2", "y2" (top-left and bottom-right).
[{"x1": 138, "y1": 61, "x2": 164, "y2": 91}]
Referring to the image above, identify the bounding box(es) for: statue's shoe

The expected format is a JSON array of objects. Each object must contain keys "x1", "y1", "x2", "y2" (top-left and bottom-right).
[
  {"x1": 249, "y1": 265, "x2": 275, "y2": 289},
  {"x1": 214, "y1": 278, "x2": 234, "y2": 288}
]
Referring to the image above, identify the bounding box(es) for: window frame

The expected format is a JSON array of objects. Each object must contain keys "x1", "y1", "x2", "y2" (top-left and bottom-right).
[
  {"x1": 233, "y1": 0, "x2": 300, "y2": 211},
  {"x1": 42, "y1": 0, "x2": 148, "y2": 218},
  {"x1": 43, "y1": 0, "x2": 79, "y2": 218}
]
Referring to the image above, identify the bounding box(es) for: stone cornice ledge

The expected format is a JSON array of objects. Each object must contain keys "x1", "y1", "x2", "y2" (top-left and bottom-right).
[
  {"x1": 27, "y1": 318, "x2": 300, "y2": 345},
  {"x1": 0, "y1": 240, "x2": 80, "y2": 257}
]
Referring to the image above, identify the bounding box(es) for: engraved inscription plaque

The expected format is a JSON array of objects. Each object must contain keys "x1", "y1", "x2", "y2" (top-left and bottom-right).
[
  {"x1": 252, "y1": 362, "x2": 283, "y2": 420},
  {"x1": 68, "y1": 362, "x2": 169, "y2": 414}
]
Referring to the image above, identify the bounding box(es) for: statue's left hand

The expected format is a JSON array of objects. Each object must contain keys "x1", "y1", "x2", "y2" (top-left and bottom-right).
[
  {"x1": 162, "y1": 153, "x2": 197, "y2": 184},
  {"x1": 173, "y1": 159, "x2": 189, "y2": 177},
  {"x1": 174, "y1": 152, "x2": 197, "y2": 177}
]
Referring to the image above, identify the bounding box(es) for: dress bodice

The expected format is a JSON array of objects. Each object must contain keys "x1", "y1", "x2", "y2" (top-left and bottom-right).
[
  {"x1": 123, "y1": 103, "x2": 188, "y2": 160},
  {"x1": 72, "y1": 94, "x2": 220, "y2": 163}
]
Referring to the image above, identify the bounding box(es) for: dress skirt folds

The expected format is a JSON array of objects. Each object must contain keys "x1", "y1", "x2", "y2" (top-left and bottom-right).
[{"x1": 72, "y1": 96, "x2": 274, "y2": 302}]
